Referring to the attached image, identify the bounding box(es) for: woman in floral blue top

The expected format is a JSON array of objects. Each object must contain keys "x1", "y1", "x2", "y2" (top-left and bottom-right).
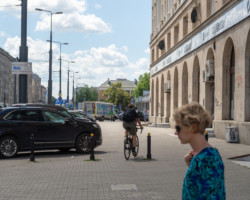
[{"x1": 173, "y1": 102, "x2": 225, "y2": 200}]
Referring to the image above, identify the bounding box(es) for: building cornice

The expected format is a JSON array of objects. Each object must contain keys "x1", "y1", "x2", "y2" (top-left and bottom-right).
[{"x1": 150, "y1": 0, "x2": 250, "y2": 77}]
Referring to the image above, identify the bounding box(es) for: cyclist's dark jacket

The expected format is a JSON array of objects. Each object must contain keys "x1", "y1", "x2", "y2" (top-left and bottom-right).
[{"x1": 122, "y1": 107, "x2": 139, "y2": 123}]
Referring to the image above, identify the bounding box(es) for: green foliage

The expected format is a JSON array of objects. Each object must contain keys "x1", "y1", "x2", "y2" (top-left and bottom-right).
[
  {"x1": 76, "y1": 85, "x2": 98, "y2": 103},
  {"x1": 103, "y1": 82, "x2": 131, "y2": 110},
  {"x1": 133, "y1": 72, "x2": 150, "y2": 98},
  {"x1": 52, "y1": 96, "x2": 56, "y2": 105}
]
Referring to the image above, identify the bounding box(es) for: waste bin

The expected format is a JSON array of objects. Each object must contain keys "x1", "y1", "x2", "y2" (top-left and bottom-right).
[{"x1": 225, "y1": 126, "x2": 239, "y2": 143}]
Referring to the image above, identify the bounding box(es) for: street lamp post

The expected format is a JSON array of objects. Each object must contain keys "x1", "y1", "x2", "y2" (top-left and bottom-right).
[
  {"x1": 61, "y1": 60, "x2": 75, "y2": 103},
  {"x1": 19, "y1": 0, "x2": 28, "y2": 103},
  {"x1": 71, "y1": 72, "x2": 79, "y2": 109},
  {"x1": 75, "y1": 78, "x2": 81, "y2": 109},
  {"x1": 48, "y1": 40, "x2": 68, "y2": 99},
  {"x1": 35, "y1": 8, "x2": 63, "y2": 104}
]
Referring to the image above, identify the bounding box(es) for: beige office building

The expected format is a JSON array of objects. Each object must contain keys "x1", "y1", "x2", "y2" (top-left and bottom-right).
[{"x1": 150, "y1": 0, "x2": 250, "y2": 144}]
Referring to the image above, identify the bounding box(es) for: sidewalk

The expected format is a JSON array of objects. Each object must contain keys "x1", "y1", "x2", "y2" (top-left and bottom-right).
[{"x1": 0, "y1": 121, "x2": 249, "y2": 200}]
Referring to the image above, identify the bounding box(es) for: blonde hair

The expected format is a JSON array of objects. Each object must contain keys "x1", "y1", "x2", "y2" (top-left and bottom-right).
[{"x1": 173, "y1": 102, "x2": 211, "y2": 133}]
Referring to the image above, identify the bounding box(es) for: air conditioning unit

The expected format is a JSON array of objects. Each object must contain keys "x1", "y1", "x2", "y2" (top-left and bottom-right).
[
  {"x1": 164, "y1": 81, "x2": 171, "y2": 93},
  {"x1": 205, "y1": 59, "x2": 214, "y2": 77},
  {"x1": 203, "y1": 70, "x2": 214, "y2": 82},
  {"x1": 225, "y1": 126, "x2": 239, "y2": 143}
]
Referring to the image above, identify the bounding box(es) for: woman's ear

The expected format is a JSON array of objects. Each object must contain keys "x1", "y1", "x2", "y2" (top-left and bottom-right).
[{"x1": 191, "y1": 123, "x2": 199, "y2": 133}]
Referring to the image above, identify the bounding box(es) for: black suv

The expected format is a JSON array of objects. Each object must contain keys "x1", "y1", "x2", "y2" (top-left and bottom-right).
[{"x1": 0, "y1": 106, "x2": 102, "y2": 158}]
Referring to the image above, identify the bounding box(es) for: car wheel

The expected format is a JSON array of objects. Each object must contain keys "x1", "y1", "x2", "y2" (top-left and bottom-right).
[
  {"x1": 75, "y1": 134, "x2": 91, "y2": 153},
  {"x1": 0, "y1": 136, "x2": 18, "y2": 158}
]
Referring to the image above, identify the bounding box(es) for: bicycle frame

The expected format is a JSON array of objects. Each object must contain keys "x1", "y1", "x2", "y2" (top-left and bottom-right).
[{"x1": 124, "y1": 126, "x2": 142, "y2": 160}]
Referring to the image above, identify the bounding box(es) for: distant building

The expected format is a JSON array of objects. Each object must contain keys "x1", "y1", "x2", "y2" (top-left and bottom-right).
[
  {"x1": 135, "y1": 90, "x2": 150, "y2": 112},
  {"x1": 98, "y1": 78, "x2": 136, "y2": 101},
  {"x1": 40, "y1": 85, "x2": 46, "y2": 103},
  {"x1": 0, "y1": 47, "x2": 46, "y2": 105},
  {"x1": 31, "y1": 74, "x2": 41, "y2": 103}
]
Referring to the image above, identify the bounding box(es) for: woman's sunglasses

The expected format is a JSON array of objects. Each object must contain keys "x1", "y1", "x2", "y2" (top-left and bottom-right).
[{"x1": 175, "y1": 125, "x2": 181, "y2": 133}]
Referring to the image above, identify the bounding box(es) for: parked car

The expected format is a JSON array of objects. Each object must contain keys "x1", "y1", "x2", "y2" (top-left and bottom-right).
[
  {"x1": 0, "y1": 106, "x2": 102, "y2": 158},
  {"x1": 118, "y1": 111, "x2": 124, "y2": 120},
  {"x1": 69, "y1": 110, "x2": 96, "y2": 122},
  {"x1": 12, "y1": 103, "x2": 74, "y2": 118}
]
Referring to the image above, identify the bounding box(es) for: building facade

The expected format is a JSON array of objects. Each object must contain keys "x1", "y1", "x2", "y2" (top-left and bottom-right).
[
  {"x1": 135, "y1": 90, "x2": 150, "y2": 112},
  {"x1": 0, "y1": 48, "x2": 16, "y2": 107},
  {"x1": 150, "y1": 0, "x2": 250, "y2": 144},
  {"x1": 0, "y1": 47, "x2": 46, "y2": 106},
  {"x1": 32, "y1": 74, "x2": 42, "y2": 103},
  {"x1": 98, "y1": 78, "x2": 137, "y2": 101}
]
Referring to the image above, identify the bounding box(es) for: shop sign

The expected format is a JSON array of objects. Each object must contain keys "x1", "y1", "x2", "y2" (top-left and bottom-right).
[{"x1": 12, "y1": 62, "x2": 32, "y2": 74}]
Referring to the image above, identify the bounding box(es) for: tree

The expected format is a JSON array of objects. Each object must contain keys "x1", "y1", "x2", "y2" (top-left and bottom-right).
[
  {"x1": 133, "y1": 72, "x2": 150, "y2": 98},
  {"x1": 76, "y1": 85, "x2": 98, "y2": 104},
  {"x1": 103, "y1": 82, "x2": 131, "y2": 110}
]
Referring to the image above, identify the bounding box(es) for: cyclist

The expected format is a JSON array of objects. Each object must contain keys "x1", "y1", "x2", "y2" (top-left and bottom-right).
[{"x1": 122, "y1": 103, "x2": 143, "y2": 156}]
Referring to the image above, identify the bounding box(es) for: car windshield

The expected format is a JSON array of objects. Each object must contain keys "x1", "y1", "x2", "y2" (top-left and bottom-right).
[
  {"x1": 59, "y1": 110, "x2": 73, "y2": 118},
  {"x1": 72, "y1": 112, "x2": 82, "y2": 117},
  {"x1": 41, "y1": 111, "x2": 65, "y2": 123}
]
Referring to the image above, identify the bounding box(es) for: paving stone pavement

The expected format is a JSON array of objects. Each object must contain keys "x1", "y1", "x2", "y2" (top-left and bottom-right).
[{"x1": 0, "y1": 121, "x2": 250, "y2": 200}]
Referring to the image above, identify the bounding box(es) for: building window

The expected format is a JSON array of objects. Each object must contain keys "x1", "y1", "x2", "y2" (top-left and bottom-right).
[
  {"x1": 207, "y1": 0, "x2": 214, "y2": 18},
  {"x1": 174, "y1": 24, "x2": 179, "y2": 45},
  {"x1": 167, "y1": 32, "x2": 171, "y2": 50},
  {"x1": 183, "y1": 15, "x2": 188, "y2": 37},
  {"x1": 151, "y1": 49, "x2": 155, "y2": 63}
]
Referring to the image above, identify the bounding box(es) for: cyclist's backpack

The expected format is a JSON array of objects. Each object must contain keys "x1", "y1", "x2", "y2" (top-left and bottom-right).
[{"x1": 122, "y1": 108, "x2": 137, "y2": 123}]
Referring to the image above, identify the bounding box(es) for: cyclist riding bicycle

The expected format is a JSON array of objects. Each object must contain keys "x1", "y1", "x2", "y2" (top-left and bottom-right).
[{"x1": 122, "y1": 103, "x2": 143, "y2": 156}]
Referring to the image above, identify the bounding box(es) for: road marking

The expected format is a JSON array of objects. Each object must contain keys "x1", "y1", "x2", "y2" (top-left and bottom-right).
[{"x1": 111, "y1": 184, "x2": 138, "y2": 191}]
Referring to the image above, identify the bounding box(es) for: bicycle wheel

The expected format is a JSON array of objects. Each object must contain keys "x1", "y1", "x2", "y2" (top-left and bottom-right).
[
  {"x1": 133, "y1": 135, "x2": 139, "y2": 157},
  {"x1": 124, "y1": 136, "x2": 131, "y2": 160}
]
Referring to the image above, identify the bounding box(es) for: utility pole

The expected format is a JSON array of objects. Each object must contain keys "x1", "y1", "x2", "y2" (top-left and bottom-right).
[
  {"x1": 35, "y1": 8, "x2": 63, "y2": 104},
  {"x1": 19, "y1": 0, "x2": 28, "y2": 103}
]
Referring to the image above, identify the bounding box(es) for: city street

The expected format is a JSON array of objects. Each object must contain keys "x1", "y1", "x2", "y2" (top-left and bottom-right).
[{"x1": 0, "y1": 121, "x2": 250, "y2": 200}]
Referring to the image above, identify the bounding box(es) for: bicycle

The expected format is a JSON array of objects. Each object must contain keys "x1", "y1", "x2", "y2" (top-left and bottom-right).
[{"x1": 124, "y1": 126, "x2": 143, "y2": 160}]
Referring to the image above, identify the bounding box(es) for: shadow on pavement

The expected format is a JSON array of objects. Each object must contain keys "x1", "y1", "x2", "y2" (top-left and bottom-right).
[
  {"x1": 129, "y1": 156, "x2": 157, "y2": 162},
  {"x1": 1, "y1": 150, "x2": 108, "y2": 160}
]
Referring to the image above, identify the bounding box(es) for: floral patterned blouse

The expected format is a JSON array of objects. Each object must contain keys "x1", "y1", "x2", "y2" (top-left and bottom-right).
[{"x1": 182, "y1": 147, "x2": 225, "y2": 200}]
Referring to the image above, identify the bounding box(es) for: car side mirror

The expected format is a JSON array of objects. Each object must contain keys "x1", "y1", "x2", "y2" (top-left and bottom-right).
[{"x1": 64, "y1": 118, "x2": 71, "y2": 124}]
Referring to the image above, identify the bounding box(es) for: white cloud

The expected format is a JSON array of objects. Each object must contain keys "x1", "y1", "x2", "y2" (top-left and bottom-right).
[
  {"x1": 3, "y1": 36, "x2": 20, "y2": 57},
  {"x1": 0, "y1": 31, "x2": 6, "y2": 37},
  {"x1": 144, "y1": 48, "x2": 150, "y2": 54},
  {"x1": 95, "y1": 4, "x2": 102, "y2": 9},
  {"x1": 121, "y1": 46, "x2": 128, "y2": 53},
  {"x1": 0, "y1": 0, "x2": 86, "y2": 16},
  {"x1": 35, "y1": 13, "x2": 111, "y2": 33},
  {"x1": 1, "y1": 0, "x2": 111, "y2": 33},
  {"x1": 3, "y1": 36, "x2": 149, "y2": 98}
]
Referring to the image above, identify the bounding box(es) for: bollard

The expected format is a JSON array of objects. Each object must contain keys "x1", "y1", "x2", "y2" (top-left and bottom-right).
[
  {"x1": 90, "y1": 133, "x2": 95, "y2": 160},
  {"x1": 205, "y1": 131, "x2": 209, "y2": 141},
  {"x1": 30, "y1": 134, "x2": 35, "y2": 162},
  {"x1": 147, "y1": 133, "x2": 152, "y2": 159}
]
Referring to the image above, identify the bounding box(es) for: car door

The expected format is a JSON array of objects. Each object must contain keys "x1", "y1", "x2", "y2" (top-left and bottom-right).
[
  {"x1": 37, "y1": 110, "x2": 80, "y2": 148},
  {"x1": 2, "y1": 109, "x2": 43, "y2": 150}
]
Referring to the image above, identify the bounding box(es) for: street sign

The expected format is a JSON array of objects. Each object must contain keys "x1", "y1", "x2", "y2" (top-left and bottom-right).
[
  {"x1": 12, "y1": 62, "x2": 32, "y2": 74},
  {"x1": 55, "y1": 99, "x2": 60, "y2": 105}
]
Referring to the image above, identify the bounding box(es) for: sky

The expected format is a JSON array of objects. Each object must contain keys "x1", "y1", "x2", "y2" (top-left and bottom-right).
[{"x1": 0, "y1": 0, "x2": 151, "y2": 100}]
